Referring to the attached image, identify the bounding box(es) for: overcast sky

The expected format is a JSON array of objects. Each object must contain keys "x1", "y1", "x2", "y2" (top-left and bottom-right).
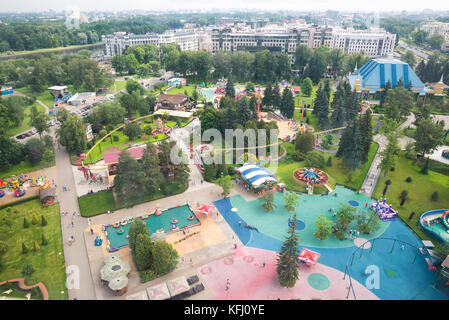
[{"x1": 1, "y1": 0, "x2": 447, "y2": 13}]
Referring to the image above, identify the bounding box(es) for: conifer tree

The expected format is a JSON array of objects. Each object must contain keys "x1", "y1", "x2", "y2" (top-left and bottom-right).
[
  {"x1": 276, "y1": 214, "x2": 301, "y2": 288},
  {"x1": 41, "y1": 234, "x2": 48, "y2": 246},
  {"x1": 225, "y1": 79, "x2": 235, "y2": 99},
  {"x1": 314, "y1": 84, "x2": 329, "y2": 127},
  {"x1": 331, "y1": 82, "x2": 346, "y2": 128},
  {"x1": 22, "y1": 242, "x2": 29, "y2": 254},
  {"x1": 33, "y1": 241, "x2": 40, "y2": 252},
  {"x1": 23, "y1": 218, "x2": 29, "y2": 229},
  {"x1": 272, "y1": 84, "x2": 281, "y2": 109},
  {"x1": 41, "y1": 215, "x2": 48, "y2": 227},
  {"x1": 359, "y1": 110, "x2": 373, "y2": 163},
  {"x1": 263, "y1": 83, "x2": 273, "y2": 107}
]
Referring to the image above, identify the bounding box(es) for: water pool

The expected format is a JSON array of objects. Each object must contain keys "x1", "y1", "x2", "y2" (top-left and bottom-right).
[{"x1": 104, "y1": 204, "x2": 200, "y2": 251}]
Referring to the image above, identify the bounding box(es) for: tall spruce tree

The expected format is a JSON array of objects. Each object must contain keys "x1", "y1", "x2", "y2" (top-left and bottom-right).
[
  {"x1": 330, "y1": 82, "x2": 346, "y2": 128},
  {"x1": 272, "y1": 84, "x2": 281, "y2": 109},
  {"x1": 343, "y1": 82, "x2": 360, "y2": 122},
  {"x1": 276, "y1": 213, "x2": 301, "y2": 288},
  {"x1": 225, "y1": 79, "x2": 235, "y2": 99},
  {"x1": 323, "y1": 79, "x2": 331, "y2": 101},
  {"x1": 359, "y1": 110, "x2": 373, "y2": 163},
  {"x1": 263, "y1": 83, "x2": 273, "y2": 107},
  {"x1": 141, "y1": 143, "x2": 165, "y2": 194},
  {"x1": 343, "y1": 120, "x2": 364, "y2": 170},
  {"x1": 281, "y1": 87, "x2": 295, "y2": 119},
  {"x1": 314, "y1": 84, "x2": 330, "y2": 127}
]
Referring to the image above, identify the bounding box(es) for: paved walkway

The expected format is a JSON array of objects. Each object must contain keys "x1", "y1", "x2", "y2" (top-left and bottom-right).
[
  {"x1": 360, "y1": 134, "x2": 388, "y2": 197},
  {"x1": 53, "y1": 133, "x2": 96, "y2": 300}
]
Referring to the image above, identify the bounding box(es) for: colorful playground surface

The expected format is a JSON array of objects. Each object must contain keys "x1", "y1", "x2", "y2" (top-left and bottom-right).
[
  {"x1": 213, "y1": 185, "x2": 448, "y2": 300},
  {"x1": 103, "y1": 203, "x2": 200, "y2": 251}
]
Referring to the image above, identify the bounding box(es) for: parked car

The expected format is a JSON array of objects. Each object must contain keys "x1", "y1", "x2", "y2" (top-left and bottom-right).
[{"x1": 16, "y1": 134, "x2": 26, "y2": 139}]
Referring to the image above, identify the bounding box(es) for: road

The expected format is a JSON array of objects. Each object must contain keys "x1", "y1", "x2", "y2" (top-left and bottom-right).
[{"x1": 398, "y1": 40, "x2": 430, "y2": 62}]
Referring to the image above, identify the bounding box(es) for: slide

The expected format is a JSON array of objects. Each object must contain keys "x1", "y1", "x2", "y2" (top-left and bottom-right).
[{"x1": 442, "y1": 210, "x2": 449, "y2": 229}]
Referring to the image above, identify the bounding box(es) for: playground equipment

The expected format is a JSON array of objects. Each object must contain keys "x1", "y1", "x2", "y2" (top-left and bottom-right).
[
  {"x1": 370, "y1": 200, "x2": 398, "y2": 221},
  {"x1": 293, "y1": 168, "x2": 329, "y2": 186},
  {"x1": 419, "y1": 209, "x2": 449, "y2": 243},
  {"x1": 0, "y1": 174, "x2": 49, "y2": 198},
  {"x1": 298, "y1": 248, "x2": 320, "y2": 267}
]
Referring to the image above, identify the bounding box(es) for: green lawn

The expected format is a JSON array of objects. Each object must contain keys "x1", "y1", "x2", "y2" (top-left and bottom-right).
[
  {"x1": 294, "y1": 81, "x2": 335, "y2": 110},
  {"x1": 0, "y1": 199, "x2": 67, "y2": 300},
  {"x1": 84, "y1": 129, "x2": 167, "y2": 164},
  {"x1": 372, "y1": 152, "x2": 449, "y2": 241},
  {"x1": 79, "y1": 182, "x2": 188, "y2": 217},
  {"x1": 166, "y1": 85, "x2": 196, "y2": 97},
  {"x1": 6, "y1": 102, "x2": 46, "y2": 137},
  {"x1": 15, "y1": 87, "x2": 55, "y2": 109},
  {"x1": 276, "y1": 142, "x2": 379, "y2": 194},
  {"x1": 0, "y1": 158, "x2": 55, "y2": 178},
  {"x1": 0, "y1": 42, "x2": 102, "y2": 57}
]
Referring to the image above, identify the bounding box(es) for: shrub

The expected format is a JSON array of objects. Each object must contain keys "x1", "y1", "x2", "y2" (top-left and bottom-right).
[
  {"x1": 21, "y1": 264, "x2": 35, "y2": 276},
  {"x1": 23, "y1": 218, "x2": 29, "y2": 228},
  {"x1": 334, "y1": 231, "x2": 346, "y2": 240},
  {"x1": 139, "y1": 269, "x2": 156, "y2": 283},
  {"x1": 326, "y1": 156, "x2": 332, "y2": 167},
  {"x1": 31, "y1": 214, "x2": 39, "y2": 225},
  {"x1": 304, "y1": 151, "x2": 325, "y2": 169},
  {"x1": 41, "y1": 234, "x2": 48, "y2": 246},
  {"x1": 41, "y1": 216, "x2": 48, "y2": 226},
  {"x1": 405, "y1": 177, "x2": 412, "y2": 183},
  {"x1": 42, "y1": 149, "x2": 54, "y2": 163},
  {"x1": 22, "y1": 242, "x2": 29, "y2": 254},
  {"x1": 0, "y1": 240, "x2": 8, "y2": 254},
  {"x1": 431, "y1": 192, "x2": 439, "y2": 201},
  {"x1": 33, "y1": 241, "x2": 40, "y2": 252},
  {"x1": 294, "y1": 151, "x2": 306, "y2": 162}
]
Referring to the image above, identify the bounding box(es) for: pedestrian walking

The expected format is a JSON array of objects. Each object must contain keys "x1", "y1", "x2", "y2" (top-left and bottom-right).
[
  {"x1": 90, "y1": 228, "x2": 94, "y2": 235},
  {"x1": 262, "y1": 261, "x2": 266, "y2": 268},
  {"x1": 239, "y1": 221, "x2": 242, "y2": 227},
  {"x1": 234, "y1": 243, "x2": 237, "y2": 249},
  {"x1": 87, "y1": 218, "x2": 91, "y2": 226},
  {"x1": 71, "y1": 221, "x2": 74, "y2": 227}
]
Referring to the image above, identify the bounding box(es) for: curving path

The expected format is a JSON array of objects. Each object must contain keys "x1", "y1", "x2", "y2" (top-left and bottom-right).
[{"x1": 0, "y1": 278, "x2": 49, "y2": 300}]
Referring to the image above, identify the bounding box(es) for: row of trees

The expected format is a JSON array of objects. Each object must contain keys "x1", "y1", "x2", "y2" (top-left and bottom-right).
[
  {"x1": 0, "y1": 95, "x2": 35, "y2": 134},
  {"x1": 415, "y1": 53, "x2": 449, "y2": 84},
  {"x1": 128, "y1": 219, "x2": 178, "y2": 282},
  {"x1": 0, "y1": 52, "x2": 113, "y2": 93},
  {"x1": 336, "y1": 110, "x2": 373, "y2": 171},
  {"x1": 113, "y1": 141, "x2": 190, "y2": 203},
  {"x1": 294, "y1": 45, "x2": 370, "y2": 83}
]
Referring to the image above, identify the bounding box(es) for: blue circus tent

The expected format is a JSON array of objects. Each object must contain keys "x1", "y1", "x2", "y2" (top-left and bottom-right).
[{"x1": 346, "y1": 56, "x2": 426, "y2": 95}]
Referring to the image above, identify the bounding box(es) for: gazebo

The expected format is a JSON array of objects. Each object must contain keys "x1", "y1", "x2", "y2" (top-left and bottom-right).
[
  {"x1": 166, "y1": 276, "x2": 190, "y2": 297},
  {"x1": 298, "y1": 248, "x2": 321, "y2": 267},
  {"x1": 147, "y1": 282, "x2": 170, "y2": 300},
  {"x1": 108, "y1": 276, "x2": 129, "y2": 296},
  {"x1": 100, "y1": 254, "x2": 131, "y2": 296}
]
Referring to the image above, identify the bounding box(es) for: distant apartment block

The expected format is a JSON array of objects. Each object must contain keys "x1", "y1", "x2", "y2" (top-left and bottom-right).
[
  {"x1": 420, "y1": 21, "x2": 449, "y2": 51},
  {"x1": 211, "y1": 25, "x2": 395, "y2": 65},
  {"x1": 102, "y1": 29, "x2": 212, "y2": 56}
]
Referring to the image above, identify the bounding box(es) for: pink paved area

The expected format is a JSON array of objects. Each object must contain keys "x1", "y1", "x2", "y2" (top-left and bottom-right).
[{"x1": 198, "y1": 246, "x2": 379, "y2": 300}]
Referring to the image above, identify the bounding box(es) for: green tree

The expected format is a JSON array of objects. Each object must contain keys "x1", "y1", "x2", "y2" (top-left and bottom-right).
[
  {"x1": 57, "y1": 114, "x2": 87, "y2": 153},
  {"x1": 359, "y1": 110, "x2": 373, "y2": 163},
  {"x1": 128, "y1": 219, "x2": 148, "y2": 253},
  {"x1": 152, "y1": 241, "x2": 179, "y2": 275},
  {"x1": 263, "y1": 83, "x2": 273, "y2": 107},
  {"x1": 113, "y1": 150, "x2": 147, "y2": 202},
  {"x1": 23, "y1": 218, "x2": 29, "y2": 228},
  {"x1": 41, "y1": 234, "x2": 48, "y2": 245},
  {"x1": 314, "y1": 214, "x2": 334, "y2": 240},
  {"x1": 357, "y1": 211, "x2": 381, "y2": 234},
  {"x1": 429, "y1": 34, "x2": 445, "y2": 50},
  {"x1": 295, "y1": 131, "x2": 315, "y2": 154},
  {"x1": 141, "y1": 143, "x2": 165, "y2": 194},
  {"x1": 216, "y1": 175, "x2": 233, "y2": 198},
  {"x1": 123, "y1": 122, "x2": 142, "y2": 140},
  {"x1": 33, "y1": 240, "x2": 40, "y2": 251},
  {"x1": 401, "y1": 50, "x2": 416, "y2": 68},
  {"x1": 29, "y1": 105, "x2": 50, "y2": 138},
  {"x1": 260, "y1": 192, "x2": 277, "y2": 212},
  {"x1": 304, "y1": 151, "x2": 326, "y2": 169},
  {"x1": 276, "y1": 213, "x2": 300, "y2": 288},
  {"x1": 272, "y1": 84, "x2": 281, "y2": 109},
  {"x1": 280, "y1": 87, "x2": 295, "y2": 119},
  {"x1": 225, "y1": 79, "x2": 235, "y2": 99},
  {"x1": 126, "y1": 79, "x2": 145, "y2": 95},
  {"x1": 300, "y1": 77, "x2": 313, "y2": 97},
  {"x1": 284, "y1": 192, "x2": 301, "y2": 212},
  {"x1": 22, "y1": 242, "x2": 29, "y2": 254},
  {"x1": 294, "y1": 45, "x2": 313, "y2": 72},
  {"x1": 413, "y1": 118, "x2": 445, "y2": 158},
  {"x1": 134, "y1": 233, "x2": 154, "y2": 271}
]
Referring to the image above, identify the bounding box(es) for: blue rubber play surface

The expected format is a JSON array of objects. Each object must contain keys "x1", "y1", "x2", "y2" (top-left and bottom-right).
[{"x1": 215, "y1": 186, "x2": 448, "y2": 300}]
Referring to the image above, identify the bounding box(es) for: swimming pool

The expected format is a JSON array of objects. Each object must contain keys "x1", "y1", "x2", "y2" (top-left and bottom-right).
[{"x1": 104, "y1": 204, "x2": 200, "y2": 251}]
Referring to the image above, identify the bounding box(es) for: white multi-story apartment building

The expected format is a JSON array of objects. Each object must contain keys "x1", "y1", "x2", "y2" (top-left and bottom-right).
[
  {"x1": 211, "y1": 25, "x2": 395, "y2": 65},
  {"x1": 102, "y1": 29, "x2": 212, "y2": 56},
  {"x1": 420, "y1": 21, "x2": 449, "y2": 50},
  {"x1": 331, "y1": 28, "x2": 396, "y2": 57}
]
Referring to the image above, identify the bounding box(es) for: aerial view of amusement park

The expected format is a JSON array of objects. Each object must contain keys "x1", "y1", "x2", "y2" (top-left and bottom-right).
[{"x1": 1, "y1": 0, "x2": 449, "y2": 308}]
